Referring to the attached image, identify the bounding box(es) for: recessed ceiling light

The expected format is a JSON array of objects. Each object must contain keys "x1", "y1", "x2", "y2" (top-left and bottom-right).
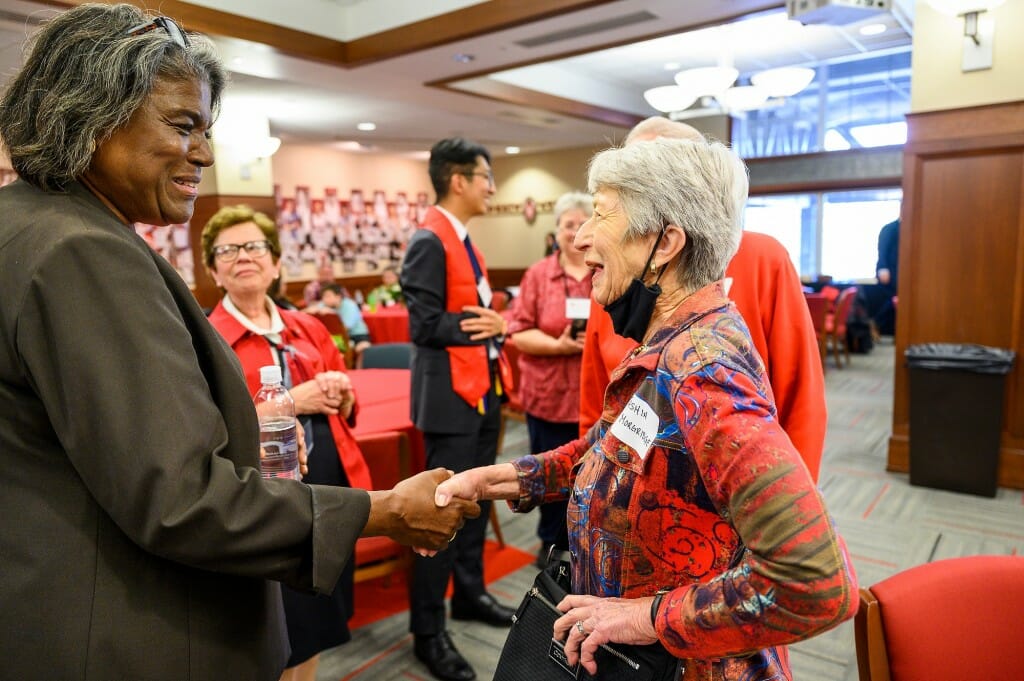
[
  {"x1": 505, "y1": 146, "x2": 520, "y2": 155},
  {"x1": 356, "y1": 122, "x2": 376, "y2": 132},
  {"x1": 663, "y1": 62, "x2": 680, "y2": 71},
  {"x1": 453, "y1": 53, "x2": 475, "y2": 63},
  {"x1": 859, "y1": 23, "x2": 887, "y2": 36}
]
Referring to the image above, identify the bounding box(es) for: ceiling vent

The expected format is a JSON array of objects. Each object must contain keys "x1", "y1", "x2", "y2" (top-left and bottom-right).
[
  {"x1": 515, "y1": 11, "x2": 657, "y2": 49},
  {"x1": 787, "y1": 0, "x2": 890, "y2": 25}
]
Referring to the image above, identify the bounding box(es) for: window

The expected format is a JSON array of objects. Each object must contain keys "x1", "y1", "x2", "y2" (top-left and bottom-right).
[
  {"x1": 733, "y1": 51, "x2": 911, "y2": 159},
  {"x1": 743, "y1": 188, "x2": 901, "y2": 281}
]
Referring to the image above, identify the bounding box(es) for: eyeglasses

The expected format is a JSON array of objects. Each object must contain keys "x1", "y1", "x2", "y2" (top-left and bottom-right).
[
  {"x1": 464, "y1": 170, "x2": 495, "y2": 186},
  {"x1": 126, "y1": 16, "x2": 190, "y2": 49},
  {"x1": 212, "y1": 240, "x2": 272, "y2": 262}
]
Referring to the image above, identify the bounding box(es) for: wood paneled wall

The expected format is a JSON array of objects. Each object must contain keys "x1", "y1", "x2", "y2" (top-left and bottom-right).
[{"x1": 888, "y1": 100, "x2": 1024, "y2": 489}]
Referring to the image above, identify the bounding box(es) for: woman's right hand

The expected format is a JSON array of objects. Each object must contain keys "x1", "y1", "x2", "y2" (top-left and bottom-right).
[{"x1": 553, "y1": 324, "x2": 586, "y2": 355}]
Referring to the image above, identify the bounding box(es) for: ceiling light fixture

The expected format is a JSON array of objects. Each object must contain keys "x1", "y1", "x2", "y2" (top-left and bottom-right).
[
  {"x1": 645, "y1": 64, "x2": 814, "y2": 115},
  {"x1": 505, "y1": 146, "x2": 521, "y2": 154},
  {"x1": 859, "y1": 23, "x2": 888, "y2": 36},
  {"x1": 356, "y1": 122, "x2": 376, "y2": 131},
  {"x1": 750, "y1": 66, "x2": 816, "y2": 98}
]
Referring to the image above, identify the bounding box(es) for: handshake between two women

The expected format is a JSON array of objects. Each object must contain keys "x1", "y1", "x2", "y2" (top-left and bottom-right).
[{"x1": 363, "y1": 468, "x2": 483, "y2": 553}]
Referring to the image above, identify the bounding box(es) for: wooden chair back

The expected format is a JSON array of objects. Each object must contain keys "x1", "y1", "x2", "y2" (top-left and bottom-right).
[{"x1": 855, "y1": 555, "x2": 1024, "y2": 681}]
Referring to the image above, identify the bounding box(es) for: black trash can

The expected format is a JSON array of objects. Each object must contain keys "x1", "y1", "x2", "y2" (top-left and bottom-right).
[{"x1": 906, "y1": 343, "x2": 1015, "y2": 497}]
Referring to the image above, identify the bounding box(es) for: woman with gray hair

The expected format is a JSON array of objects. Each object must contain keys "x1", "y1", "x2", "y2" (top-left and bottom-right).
[
  {"x1": 0, "y1": 5, "x2": 474, "y2": 679},
  {"x1": 506, "y1": 190, "x2": 593, "y2": 566},
  {"x1": 436, "y1": 138, "x2": 857, "y2": 680}
]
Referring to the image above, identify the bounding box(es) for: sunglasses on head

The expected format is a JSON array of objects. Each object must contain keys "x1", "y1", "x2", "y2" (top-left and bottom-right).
[{"x1": 125, "y1": 16, "x2": 190, "y2": 49}]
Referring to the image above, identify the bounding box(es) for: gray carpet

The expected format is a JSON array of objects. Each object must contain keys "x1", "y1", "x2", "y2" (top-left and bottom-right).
[{"x1": 319, "y1": 340, "x2": 1024, "y2": 680}]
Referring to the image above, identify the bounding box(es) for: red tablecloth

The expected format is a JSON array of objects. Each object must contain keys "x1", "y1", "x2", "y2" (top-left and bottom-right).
[
  {"x1": 363, "y1": 306, "x2": 410, "y2": 343},
  {"x1": 349, "y1": 368, "x2": 424, "y2": 472}
]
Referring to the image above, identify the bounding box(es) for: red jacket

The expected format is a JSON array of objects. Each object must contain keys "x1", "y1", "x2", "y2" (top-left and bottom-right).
[
  {"x1": 579, "y1": 231, "x2": 826, "y2": 481},
  {"x1": 208, "y1": 302, "x2": 372, "y2": 491},
  {"x1": 422, "y1": 208, "x2": 492, "y2": 408}
]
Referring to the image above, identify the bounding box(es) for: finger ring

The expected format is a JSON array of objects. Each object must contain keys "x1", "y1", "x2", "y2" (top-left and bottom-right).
[{"x1": 575, "y1": 620, "x2": 586, "y2": 636}]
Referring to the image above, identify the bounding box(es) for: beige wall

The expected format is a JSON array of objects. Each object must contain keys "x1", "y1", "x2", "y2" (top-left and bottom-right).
[
  {"x1": 473, "y1": 145, "x2": 602, "y2": 268},
  {"x1": 911, "y1": 0, "x2": 1024, "y2": 112}
]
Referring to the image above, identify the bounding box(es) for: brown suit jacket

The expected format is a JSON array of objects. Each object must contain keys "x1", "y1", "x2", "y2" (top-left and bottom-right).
[{"x1": 0, "y1": 180, "x2": 369, "y2": 679}]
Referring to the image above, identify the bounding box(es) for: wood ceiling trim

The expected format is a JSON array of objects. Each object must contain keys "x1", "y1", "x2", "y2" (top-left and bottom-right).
[
  {"x1": 37, "y1": 0, "x2": 348, "y2": 65},
  {"x1": 37, "y1": 0, "x2": 614, "y2": 69},
  {"x1": 432, "y1": 78, "x2": 641, "y2": 129}
]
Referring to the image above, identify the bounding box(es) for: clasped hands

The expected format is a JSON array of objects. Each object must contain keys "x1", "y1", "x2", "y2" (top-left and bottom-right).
[
  {"x1": 460, "y1": 305, "x2": 506, "y2": 341},
  {"x1": 364, "y1": 468, "x2": 482, "y2": 553},
  {"x1": 290, "y1": 371, "x2": 354, "y2": 418}
]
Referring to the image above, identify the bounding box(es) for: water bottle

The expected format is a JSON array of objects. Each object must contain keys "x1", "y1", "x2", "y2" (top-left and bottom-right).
[{"x1": 254, "y1": 365, "x2": 300, "y2": 480}]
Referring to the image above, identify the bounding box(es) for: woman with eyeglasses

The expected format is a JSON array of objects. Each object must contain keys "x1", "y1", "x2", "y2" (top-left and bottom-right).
[
  {"x1": 202, "y1": 205, "x2": 371, "y2": 681},
  {"x1": 0, "y1": 5, "x2": 476, "y2": 679}
]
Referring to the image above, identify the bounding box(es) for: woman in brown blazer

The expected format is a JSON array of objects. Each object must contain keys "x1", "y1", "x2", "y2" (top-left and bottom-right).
[{"x1": 0, "y1": 5, "x2": 475, "y2": 679}]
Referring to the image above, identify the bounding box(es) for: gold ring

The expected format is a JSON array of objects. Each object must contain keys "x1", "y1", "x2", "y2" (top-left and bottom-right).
[{"x1": 575, "y1": 620, "x2": 585, "y2": 636}]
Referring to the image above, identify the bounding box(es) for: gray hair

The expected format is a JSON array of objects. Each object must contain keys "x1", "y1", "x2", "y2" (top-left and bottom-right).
[
  {"x1": 587, "y1": 138, "x2": 748, "y2": 292},
  {"x1": 0, "y1": 3, "x2": 227, "y2": 191},
  {"x1": 553, "y1": 191, "x2": 593, "y2": 226}
]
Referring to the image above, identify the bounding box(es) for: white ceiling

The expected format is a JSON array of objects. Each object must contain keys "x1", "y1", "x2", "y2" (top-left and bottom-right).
[{"x1": 0, "y1": 0, "x2": 914, "y2": 157}]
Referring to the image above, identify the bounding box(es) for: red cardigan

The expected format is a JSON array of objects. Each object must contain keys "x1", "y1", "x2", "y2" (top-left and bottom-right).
[
  {"x1": 579, "y1": 231, "x2": 826, "y2": 481},
  {"x1": 208, "y1": 301, "x2": 372, "y2": 491}
]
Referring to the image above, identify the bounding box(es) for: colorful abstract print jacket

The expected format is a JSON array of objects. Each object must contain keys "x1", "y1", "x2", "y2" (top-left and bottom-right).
[{"x1": 511, "y1": 281, "x2": 857, "y2": 681}]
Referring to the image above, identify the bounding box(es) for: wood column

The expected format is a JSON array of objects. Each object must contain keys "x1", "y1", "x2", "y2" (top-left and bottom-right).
[{"x1": 888, "y1": 100, "x2": 1024, "y2": 489}]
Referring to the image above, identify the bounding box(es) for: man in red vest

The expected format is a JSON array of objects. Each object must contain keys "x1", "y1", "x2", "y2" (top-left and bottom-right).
[{"x1": 401, "y1": 137, "x2": 515, "y2": 681}]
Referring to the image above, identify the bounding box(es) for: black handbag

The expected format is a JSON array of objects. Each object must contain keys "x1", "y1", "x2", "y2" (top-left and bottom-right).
[{"x1": 493, "y1": 564, "x2": 683, "y2": 681}]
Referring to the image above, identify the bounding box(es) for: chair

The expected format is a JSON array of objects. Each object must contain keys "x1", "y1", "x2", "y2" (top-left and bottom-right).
[
  {"x1": 306, "y1": 309, "x2": 354, "y2": 369},
  {"x1": 352, "y1": 431, "x2": 413, "y2": 584},
  {"x1": 804, "y1": 292, "x2": 829, "y2": 369},
  {"x1": 824, "y1": 286, "x2": 857, "y2": 368},
  {"x1": 360, "y1": 342, "x2": 413, "y2": 369},
  {"x1": 855, "y1": 555, "x2": 1024, "y2": 681}
]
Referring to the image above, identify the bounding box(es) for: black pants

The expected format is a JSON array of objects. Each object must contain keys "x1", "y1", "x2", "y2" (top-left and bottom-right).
[
  {"x1": 409, "y1": 395, "x2": 502, "y2": 635},
  {"x1": 526, "y1": 414, "x2": 577, "y2": 550}
]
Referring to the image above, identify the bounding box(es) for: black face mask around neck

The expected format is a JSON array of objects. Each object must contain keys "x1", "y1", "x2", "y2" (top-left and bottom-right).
[{"x1": 603, "y1": 229, "x2": 666, "y2": 343}]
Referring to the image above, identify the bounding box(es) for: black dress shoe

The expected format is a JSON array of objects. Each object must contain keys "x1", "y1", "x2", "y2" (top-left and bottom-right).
[
  {"x1": 414, "y1": 632, "x2": 476, "y2": 681},
  {"x1": 450, "y1": 592, "x2": 516, "y2": 627}
]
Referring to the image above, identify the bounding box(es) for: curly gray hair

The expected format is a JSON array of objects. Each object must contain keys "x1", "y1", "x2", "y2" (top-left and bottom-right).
[
  {"x1": 0, "y1": 3, "x2": 227, "y2": 192},
  {"x1": 587, "y1": 138, "x2": 748, "y2": 292}
]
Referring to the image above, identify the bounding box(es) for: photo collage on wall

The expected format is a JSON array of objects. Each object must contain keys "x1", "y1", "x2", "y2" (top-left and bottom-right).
[
  {"x1": 134, "y1": 223, "x2": 195, "y2": 285},
  {"x1": 275, "y1": 185, "x2": 429, "y2": 281}
]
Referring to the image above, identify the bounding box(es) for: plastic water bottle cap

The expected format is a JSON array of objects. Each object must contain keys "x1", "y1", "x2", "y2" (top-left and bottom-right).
[{"x1": 259, "y1": 365, "x2": 282, "y2": 385}]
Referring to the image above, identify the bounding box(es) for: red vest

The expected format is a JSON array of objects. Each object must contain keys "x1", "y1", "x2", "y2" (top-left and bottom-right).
[{"x1": 422, "y1": 207, "x2": 511, "y2": 408}]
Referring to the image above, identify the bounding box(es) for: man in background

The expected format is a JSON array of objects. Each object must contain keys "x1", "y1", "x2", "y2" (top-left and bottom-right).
[
  {"x1": 579, "y1": 117, "x2": 828, "y2": 481},
  {"x1": 401, "y1": 137, "x2": 515, "y2": 681}
]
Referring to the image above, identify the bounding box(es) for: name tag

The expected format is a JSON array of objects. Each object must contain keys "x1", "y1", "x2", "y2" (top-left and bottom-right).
[
  {"x1": 610, "y1": 394, "x2": 658, "y2": 461},
  {"x1": 565, "y1": 297, "x2": 590, "y2": 320},
  {"x1": 477, "y1": 278, "x2": 492, "y2": 307}
]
